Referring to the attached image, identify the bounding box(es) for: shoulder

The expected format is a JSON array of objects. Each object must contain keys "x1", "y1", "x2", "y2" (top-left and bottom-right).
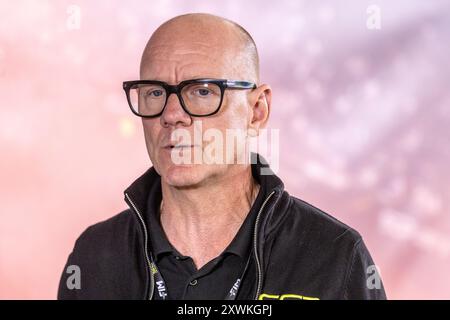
[
  {"x1": 270, "y1": 193, "x2": 362, "y2": 246},
  {"x1": 58, "y1": 209, "x2": 144, "y2": 299},
  {"x1": 292, "y1": 196, "x2": 360, "y2": 241},
  {"x1": 72, "y1": 209, "x2": 137, "y2": 257},
  {"x1": 265, "y1": 194, "x2": 386, "y2": 299}
]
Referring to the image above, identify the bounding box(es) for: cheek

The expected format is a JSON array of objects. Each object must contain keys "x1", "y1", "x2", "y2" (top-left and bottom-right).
[
  {"x1": 204, "y1": 110, "x2": 247, "y2": 136},
  {"x1": 142, "y1": 120, "x2": 160, "y2": 152},
  {"x1": 201, "y1": 99, "x2": 250, "y2": 156},
  {"x1": 222, "y1": 95, "x2": 250, "y2": 129}
]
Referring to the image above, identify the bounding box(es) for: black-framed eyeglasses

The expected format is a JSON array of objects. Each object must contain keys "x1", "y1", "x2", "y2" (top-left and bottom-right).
[{"x1": 122, "y1": 78, "x2": 257, "y2": 118}]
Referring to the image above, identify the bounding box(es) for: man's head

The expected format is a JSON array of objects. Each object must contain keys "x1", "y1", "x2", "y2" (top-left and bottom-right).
[{"x1": 138, "y1": 13, "x2": 272, "y2": 188}]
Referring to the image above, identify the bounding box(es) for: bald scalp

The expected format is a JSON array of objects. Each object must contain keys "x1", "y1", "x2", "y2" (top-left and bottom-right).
[{"x1": 140, "y1": 13, "x2": 260, "y2": 83}]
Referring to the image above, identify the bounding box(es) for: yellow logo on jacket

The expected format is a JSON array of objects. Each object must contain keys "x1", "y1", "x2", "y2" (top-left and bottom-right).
[{"x1": 258, "y1": 293, "x2": 320, "y2": 300}]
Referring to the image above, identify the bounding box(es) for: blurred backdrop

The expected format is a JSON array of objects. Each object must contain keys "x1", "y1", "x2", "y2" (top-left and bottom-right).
[{"x1": 1, "y1": 0, "x2": 449, "y2": 299}]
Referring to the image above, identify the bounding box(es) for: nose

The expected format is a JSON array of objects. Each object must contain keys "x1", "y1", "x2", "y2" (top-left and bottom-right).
[{"x1": 160, "y1": 93, "x2": 192, "y2": 127}]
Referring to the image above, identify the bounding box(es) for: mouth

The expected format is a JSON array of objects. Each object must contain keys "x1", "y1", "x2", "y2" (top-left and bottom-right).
[{"x1": 163, "y1": 144, "x2": 197, "y2": 150}]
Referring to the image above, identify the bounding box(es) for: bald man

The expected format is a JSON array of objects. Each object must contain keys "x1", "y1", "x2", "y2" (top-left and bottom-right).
[{"x1": 58, "y1": 13, "x2": 386, "y2": 300}]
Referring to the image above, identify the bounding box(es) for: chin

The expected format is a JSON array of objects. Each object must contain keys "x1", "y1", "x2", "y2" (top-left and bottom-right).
[{"x1": 162, "y1": 163, "x2": 209, "y2": 188}]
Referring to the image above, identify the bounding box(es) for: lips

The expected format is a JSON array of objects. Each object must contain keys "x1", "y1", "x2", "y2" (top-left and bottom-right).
[{"x1": 163, "y1": 143, "x2": 197, "y2": 149}]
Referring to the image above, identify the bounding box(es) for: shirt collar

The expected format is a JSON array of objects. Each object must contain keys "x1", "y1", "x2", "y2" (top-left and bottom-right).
[{"x1": 145, "y1": 176, "x2": 266, "y2": 262}]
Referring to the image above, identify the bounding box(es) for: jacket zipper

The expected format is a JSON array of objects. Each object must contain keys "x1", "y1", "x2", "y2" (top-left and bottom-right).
[
  {"x1": 125, "y1": 192, "x2": 154, "y2": 300},
  {"x1": 253, "y1": 190, "x2": 276, "y2": 300}
]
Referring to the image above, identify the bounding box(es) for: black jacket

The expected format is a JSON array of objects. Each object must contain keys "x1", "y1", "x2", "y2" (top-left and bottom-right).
[{"x1": 58, "y1": 155, "x2": 386, "y2": 300}]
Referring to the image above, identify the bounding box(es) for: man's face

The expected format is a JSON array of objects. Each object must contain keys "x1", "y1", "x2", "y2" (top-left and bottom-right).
[{"x1": 140, "y1": 34, "x2": 253, "y2": 188}]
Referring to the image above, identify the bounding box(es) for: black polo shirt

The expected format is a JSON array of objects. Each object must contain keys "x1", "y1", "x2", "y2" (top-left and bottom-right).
[{"x1": 146, "y1": 182, "x2": 264, "y2": 300}]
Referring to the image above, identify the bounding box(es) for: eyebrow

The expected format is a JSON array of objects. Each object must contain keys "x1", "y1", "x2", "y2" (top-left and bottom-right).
[{"x1": 141, "y1": 76, "x2": 223, "y2": 84}]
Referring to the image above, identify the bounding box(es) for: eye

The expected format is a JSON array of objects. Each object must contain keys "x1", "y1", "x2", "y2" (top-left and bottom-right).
[
  {"x1": 141, "y1": 88, "x2": 164, "y2": 98},
  {"x1": 189, "y1": 84, "x2": 220, "y2": 97},
  {"x1": 148, "y1": 89, "x2": 164, "y2": 97},
  {"x1": 183, "y1": 83, "x2": 220, "y2": 100},
  {"x1": 195, "y1": 88, "x2": 212, "y2": 96}
]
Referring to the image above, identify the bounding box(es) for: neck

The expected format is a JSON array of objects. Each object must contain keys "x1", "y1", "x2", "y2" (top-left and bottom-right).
[{"x1": 159, "y1": 165, "x2": 260, "y2": 269}]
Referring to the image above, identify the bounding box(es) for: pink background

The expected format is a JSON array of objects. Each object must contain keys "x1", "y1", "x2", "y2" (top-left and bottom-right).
[{"x1": 1, "y1": 0, "x2": 449, "y2": 299}]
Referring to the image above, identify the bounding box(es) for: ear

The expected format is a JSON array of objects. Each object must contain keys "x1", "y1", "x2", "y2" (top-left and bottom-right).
[{"x1": 248, "y1": 84, "x2": 272, "y2": 136}]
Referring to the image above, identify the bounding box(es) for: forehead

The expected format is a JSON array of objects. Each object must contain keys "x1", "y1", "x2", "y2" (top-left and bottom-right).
[{"x1": 140, "y1": 36, "x2": 240, "y2": 82}]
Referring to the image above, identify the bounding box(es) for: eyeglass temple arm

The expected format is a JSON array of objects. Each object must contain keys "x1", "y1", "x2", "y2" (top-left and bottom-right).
[{"x1": 225, "y1": 80, "x2": 257, "y2": 89}]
